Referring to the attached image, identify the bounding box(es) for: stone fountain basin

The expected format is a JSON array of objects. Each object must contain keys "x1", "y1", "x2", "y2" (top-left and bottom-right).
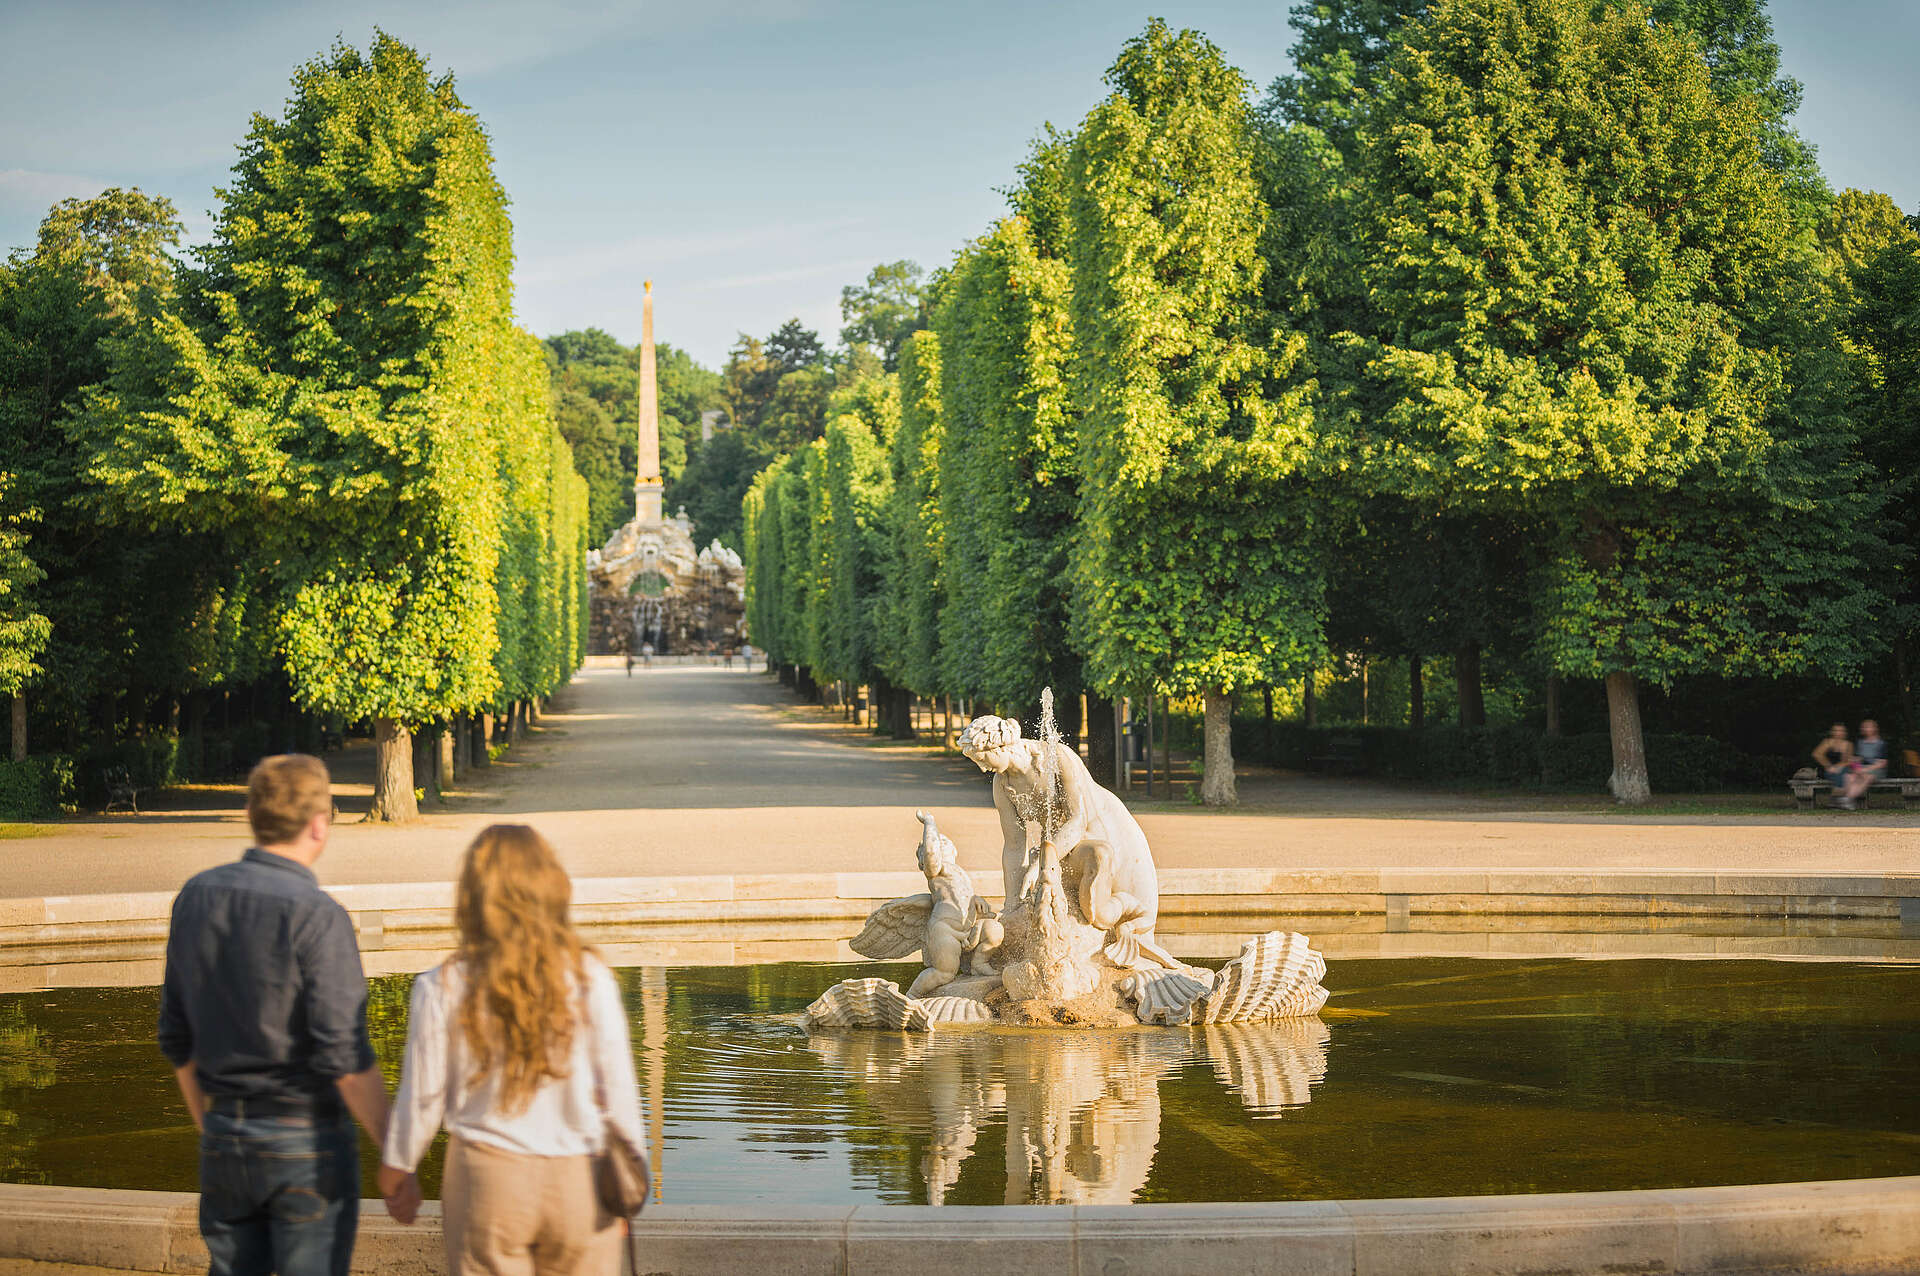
[{"x1": 1, "y1": 872, "x2": 1917, "y2": 1275}]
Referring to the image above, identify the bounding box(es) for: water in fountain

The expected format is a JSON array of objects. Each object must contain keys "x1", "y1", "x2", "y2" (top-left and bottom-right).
[{"x1": 1036, "y1": 687, "x2": 1061, "y2": 874}]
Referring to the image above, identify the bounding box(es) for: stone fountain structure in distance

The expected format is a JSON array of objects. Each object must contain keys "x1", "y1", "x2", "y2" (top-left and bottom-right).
[{"x1": 805, "y1": 691, "x2": 1330, "y2": 1032}]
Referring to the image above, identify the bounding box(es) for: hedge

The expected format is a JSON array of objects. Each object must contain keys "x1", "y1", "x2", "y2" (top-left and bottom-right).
[
  {"x1": 1161, "y1": 715, "x2": 1778, "y2": 793},
  {"x1": 0, "y1": 755, "x2": 77, "y2": 819}
]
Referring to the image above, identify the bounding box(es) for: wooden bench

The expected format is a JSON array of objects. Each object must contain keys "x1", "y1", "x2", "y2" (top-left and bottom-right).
[
  {"x1": 1308, "y1": 734, "x2": 1366, "y2": 774},
  {"x1": 103, "y1": 766, "x2": 139, "y2": 814},
  {"x1": 1789, "y1": 775, "x2": 1920, "y2": 809}
]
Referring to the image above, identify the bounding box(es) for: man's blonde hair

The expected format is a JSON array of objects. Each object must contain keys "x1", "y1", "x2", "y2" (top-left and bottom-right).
[{"x1": 246, "y1": 754, "x2": 333, "y2": 846}]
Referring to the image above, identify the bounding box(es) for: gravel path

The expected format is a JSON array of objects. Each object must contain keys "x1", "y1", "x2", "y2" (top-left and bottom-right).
[{"x1": 1, "y1": 665, "x2": 1913, "y2": 899}]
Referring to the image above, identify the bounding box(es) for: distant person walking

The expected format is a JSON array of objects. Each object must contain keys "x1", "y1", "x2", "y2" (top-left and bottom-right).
[
  {"x1": 640, "y1": 640, "x2": 654, "y2": 668},
  {"x1": 380, "y1": 825, "x2": 648, "y2": 1275},
  {"x1": 158, "y1": 754, "x2": 415, "y2": 1276},
  {"x1": 624, "y1": 649, "x2": 634, "y2": 678},
  {"x1": 1839, "y1": 719, "x2": 1889, "y2": 809}
]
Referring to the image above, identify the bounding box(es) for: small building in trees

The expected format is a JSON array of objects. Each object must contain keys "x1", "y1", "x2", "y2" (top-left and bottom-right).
[{"x1": 587, "y1": 283, "x2": 744, "y2": 654}]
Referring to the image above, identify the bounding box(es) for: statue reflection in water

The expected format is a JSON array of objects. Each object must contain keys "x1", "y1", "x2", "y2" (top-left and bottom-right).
[{"x1": 810, "y1": 1019, "x2": 1330, "y2": 1205}]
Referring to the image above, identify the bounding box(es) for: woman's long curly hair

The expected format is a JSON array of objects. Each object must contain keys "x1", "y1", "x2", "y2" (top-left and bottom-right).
[{"x1": 453, "y1": 824, "x2": 586, "y2": 1113}]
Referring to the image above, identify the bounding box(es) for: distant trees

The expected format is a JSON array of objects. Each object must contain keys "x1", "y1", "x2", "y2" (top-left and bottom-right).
[
  {"x1": 6, "y1": 36, "x2": 589, "y2": 819},
  {"x1": 841, "y1": 260, "x2": 929, "y2": 371},
  {"x1": 740, "y1": 2, "x2": 1914, "y2": 807}
]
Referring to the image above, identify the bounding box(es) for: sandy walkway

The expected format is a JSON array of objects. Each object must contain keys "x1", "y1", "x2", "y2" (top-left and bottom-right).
[{"x1": 1, "y1": 665, "x2": 1914, "y2": 899}]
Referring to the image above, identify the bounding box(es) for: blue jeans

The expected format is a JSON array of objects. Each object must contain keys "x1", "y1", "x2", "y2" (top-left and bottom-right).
[{"x1": 199, "y1": 1107, "x2": 358, "y2": 1276}]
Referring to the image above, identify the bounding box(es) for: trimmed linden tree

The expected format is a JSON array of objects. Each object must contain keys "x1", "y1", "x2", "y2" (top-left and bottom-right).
[
  {"x1": 1344, "y1": 0, "x2": 1884, "y2": 803},
  {"x1": 1067, "y1": 20, "x2": 1326, "y2": 806}
]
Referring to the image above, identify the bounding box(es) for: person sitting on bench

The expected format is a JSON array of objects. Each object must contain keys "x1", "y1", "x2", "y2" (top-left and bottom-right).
[{"x1": 1839, "y1": 719, "x2": 1888, "y2": 810}]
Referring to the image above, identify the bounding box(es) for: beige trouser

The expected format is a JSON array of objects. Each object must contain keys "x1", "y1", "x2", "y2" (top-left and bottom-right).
[{"x1": 442, "y1": 1137, "x2": 622, "y2": 1276}]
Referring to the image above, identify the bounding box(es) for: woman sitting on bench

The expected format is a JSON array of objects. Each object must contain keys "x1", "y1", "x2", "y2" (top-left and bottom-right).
[{"x1": 1839, "y1": 720, "x2": 1888, "y2": 810}]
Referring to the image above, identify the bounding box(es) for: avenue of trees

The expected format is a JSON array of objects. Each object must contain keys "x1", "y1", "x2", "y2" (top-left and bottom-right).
[
  {"x1": 740, "y1": 0, "x2": 1920, "y2": 805},
  {"x1": 0, "y1": 37, "x2": 587, "y2": 819}
]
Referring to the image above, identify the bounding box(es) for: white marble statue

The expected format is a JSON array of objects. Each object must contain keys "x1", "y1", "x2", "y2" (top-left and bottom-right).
[
  {"x1": 850, "y1": 812, "x2": 1004, "y2": 997},
  {"x1": 956, "y1": 714, "x2": 1182, "y2": 971},
  {"x1": 804, "y1": 691, "x2": 1331, "y2": 1032}
]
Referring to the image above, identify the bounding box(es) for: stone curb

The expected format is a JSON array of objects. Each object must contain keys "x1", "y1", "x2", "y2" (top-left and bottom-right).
[
  {"x1": 3, "y1": 869, "x2": 1916, "y2": 953},
  {"x1": 3, "y1": 1178, "x2": 1917, "y2": 1275}
]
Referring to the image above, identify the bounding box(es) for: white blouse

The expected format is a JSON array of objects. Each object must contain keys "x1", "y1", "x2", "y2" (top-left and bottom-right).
[{"x1": 383, "y1": 955, "x2": 648, "y2": 1171}]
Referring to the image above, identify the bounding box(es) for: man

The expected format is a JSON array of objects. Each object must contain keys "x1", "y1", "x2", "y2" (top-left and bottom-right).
[{"x1": 159, "y1": 754, "x2": 420, "y2": 1276}]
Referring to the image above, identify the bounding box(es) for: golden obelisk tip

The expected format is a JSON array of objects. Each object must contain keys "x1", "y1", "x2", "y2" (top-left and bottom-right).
[{"x1": 644, "y1": 279, "x2": 653, "y2": 294}]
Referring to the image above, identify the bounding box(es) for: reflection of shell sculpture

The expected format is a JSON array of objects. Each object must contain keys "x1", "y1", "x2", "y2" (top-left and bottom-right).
[
  {"x1": 1195, "y1": 932, "x2": 1329, "y2": 1024},
  {"x1": 1120, "y1": 966, "x2": 1215, "y2": 1026},
  {"x1": 805, "y1": 978, "x2": 931, "y2": 1031},
  {"x1": 1202, "y1": 1019, "x2": 1331, "y2": 1114}
]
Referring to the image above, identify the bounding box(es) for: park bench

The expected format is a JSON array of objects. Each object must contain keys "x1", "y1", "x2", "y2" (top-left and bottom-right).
[
  {"x1": 1308, "y1": 734, "x2": 1366, "y2": 774},
  {"x1": 102, "y1": 766, "x2": 139, "y2": 814},
  {"x1": 1789, "y1": 772, "x2": 1920, "y2": 809}
]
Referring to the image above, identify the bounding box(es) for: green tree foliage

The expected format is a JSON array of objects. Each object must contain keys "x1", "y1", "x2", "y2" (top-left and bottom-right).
[
  {"x1": 0, "y1": 483, "x2": 51, "y2": 703},
  {"x1": 877, "y1": 331, "x2": 946, "y2": 697},
  {"x1": 545, "y1": 327, "x2": 713, "y2": 544},
  {"x1": 934, "y1": 219, "x2": 1080, "y2": 715},
  {"x1": 1823, "y1": 190, "x2": 1920, "y2": 732},
  {"x1": 74, "y1": 36, "x2": 585, "y2": 818},
  {"x1": 0, "y1": 188, "x2": 251, "y2": 749},
  {"x1": 1345, "y1": 0, "x2": 1883, "y2": 801},
  {"x1": 812, "y1": 382, "x2": 896, "y2": 688},
  {"x1": 1068, "y1": 19, "x2": 1326, "y2": 803},
  {"x1": 840, "y1": 260, "x2": 928, "y2": 371}
]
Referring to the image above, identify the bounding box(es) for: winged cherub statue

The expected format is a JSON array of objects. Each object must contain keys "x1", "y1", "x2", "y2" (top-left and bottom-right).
[{"x1": 851, "y1": 811, "x2": 1005, "y2": 997}]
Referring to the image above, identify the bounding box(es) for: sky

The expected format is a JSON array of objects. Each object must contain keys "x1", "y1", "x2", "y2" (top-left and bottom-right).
[{"x1": 3, "y1": 0, "x2": 1915, "y2": 369}]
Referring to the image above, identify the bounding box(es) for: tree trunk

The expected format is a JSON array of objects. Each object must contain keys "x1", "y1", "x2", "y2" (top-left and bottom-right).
[
  {"x1": 366, "y1": 718, "x2": 418, "y2": 822},
  {"x1": 1894, "y1": 635, "x2": 1914, "y2": 745},
  {"x1": 436, "y1": 720, "x2": 456, "y2": 790},
  {"x1": 890, "y1": 685, "x2": 914, "y2": 740},
  {"x1": 1408, "y1": 655, "x2": 1425, "y2": 730},
  {"x1": 1085, "y1": 692, "x2": 1117, "y2": 789},
  {"x1": 1545, "y1": 675, "x2": 1563, "y2": 737},
  {"x1": 452, "y1": 712, "x2": 470, "y2": 777},
  {"x1": 1201, "y1": 688, "x2": 1237, "y2": 807},
  {"x1": 1456, "y1": 641, "x2": 1485, "y2": 727},
  {"x1": 413, "y1": 730, "x2": 439, "y2": 806},
  {"x1": 1604, "y1": 670, "x2": 1651, "y2": 805},
  {"x1": 1055, "y1": 688, "x2": 1083, "y2": 752},
  {"x1": 472, "y1": 714, "x2": 492, "y2": 768},
  {"x1": 1303, "y1": 671, "x2": 1317, "y2": 728},
  {"x1": 10, "y1": 693, "x2": 25, "y2": 762},
  {"x1": 943, "y1": 696, "x2": 955, "y2": 751},
  {"x1": 1262, "y1": 686, "x2": 1274, "y2": 758}
]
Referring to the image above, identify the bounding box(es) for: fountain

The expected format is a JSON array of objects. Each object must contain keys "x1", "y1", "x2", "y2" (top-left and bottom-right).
[{"x1": 805, "y1": 693, "x2": 1330, "y2": 1031}]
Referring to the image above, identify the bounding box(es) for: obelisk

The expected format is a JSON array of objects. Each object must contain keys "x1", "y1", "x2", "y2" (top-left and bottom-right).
[{"x1": 634, "y1": 279, "x2": 664, "y2": 524}]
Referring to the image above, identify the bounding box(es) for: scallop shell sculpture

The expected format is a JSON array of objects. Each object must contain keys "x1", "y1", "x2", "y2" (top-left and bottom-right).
[
  {"x1": 804, "y1": 978, "x2": 931, "y2": 1031},
  {"x1": 1195, "y1": 932, "x2": 1329, "y2": 1025},
  {"x1": 916, "y1": 995, "x2": 997, "y2": 1026},
  {"x1": 1120, "y1": 966, "x2": 1216, "y2": 1026}
]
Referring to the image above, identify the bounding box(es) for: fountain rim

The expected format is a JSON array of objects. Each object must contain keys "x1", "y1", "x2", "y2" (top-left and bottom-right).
[
  {"x1": 2, "y1": 1176, "x2": 1916, "y2": 1275},
  {"x1": 1, "y1": 874, "x2": 1917, "y2": 1271}
]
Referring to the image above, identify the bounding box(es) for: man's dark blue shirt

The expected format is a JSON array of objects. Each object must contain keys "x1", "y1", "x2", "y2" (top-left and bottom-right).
[{"x1": 158, "y1": 848, "x2": 374, "y2": 1104}]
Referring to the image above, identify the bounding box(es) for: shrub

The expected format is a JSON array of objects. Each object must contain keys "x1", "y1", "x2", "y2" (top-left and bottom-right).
[{"x1": 0, "y1": 755, "x2": 77, "y2": 819}]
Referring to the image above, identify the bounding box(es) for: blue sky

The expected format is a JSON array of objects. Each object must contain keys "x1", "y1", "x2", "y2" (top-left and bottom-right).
[{"x1": 3, "y1": 0, "x2": 1914, "y2": 368}]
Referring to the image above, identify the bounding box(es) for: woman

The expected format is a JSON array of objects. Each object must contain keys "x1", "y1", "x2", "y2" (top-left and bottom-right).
[
  {"x1": 379, "y1": 825, "x2": 647, "y2": 1275},
  {"x1": 1840, "y1": 719, "x2": 1889, "y2": 810},
  {"x1": 1812, "y1": 723, "x2": 1853, "y2": 800}
]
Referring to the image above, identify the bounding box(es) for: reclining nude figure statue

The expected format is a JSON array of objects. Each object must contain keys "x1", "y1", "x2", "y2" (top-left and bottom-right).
[
  {"x1": 805, "y1": 694, "x2": 1329, "y2": 1032},
  {"x1": 956, "y1": 714, "x2": 1182, "y2": 972}
]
